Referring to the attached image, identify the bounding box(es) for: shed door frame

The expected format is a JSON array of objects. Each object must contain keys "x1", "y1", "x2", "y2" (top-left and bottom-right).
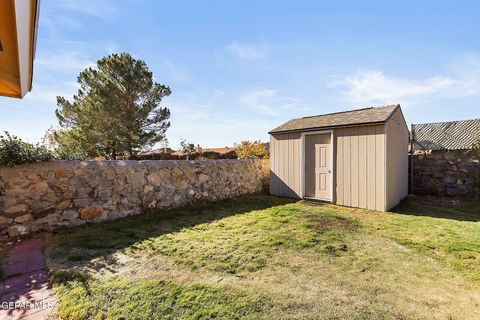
[{"x1": 300, "y1": 130, "x2": 334, "y2": 201}]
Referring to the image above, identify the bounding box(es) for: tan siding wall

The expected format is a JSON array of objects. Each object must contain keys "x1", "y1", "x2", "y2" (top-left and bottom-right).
[
  {"x1": 336, "y1": 130, "x2": 343, "y2": 204},
  {"x1": 335, "y1": 124, "x2": 386, "y2": 211},
  {"x1": 358, "y1": 127, "x2": 367, "y2": 209},
  {"x1": 343, "y1": 127, "x2": 351, "y2": 207},
  {"x1": 270, "y1": 133, "x2": 301, "y2": 198},
  {"x1": 350, "y1": 127, "x2": 359, "y2": 208},
  {"x1": 270, "y1": 118, "x2": 401, "y2": 212},
  {"x1": 375, "y1": 125, "x2": 386, "y2": 211},
  {"x1": 385, "y1": 109, "x2": 409, "y2": 210}
]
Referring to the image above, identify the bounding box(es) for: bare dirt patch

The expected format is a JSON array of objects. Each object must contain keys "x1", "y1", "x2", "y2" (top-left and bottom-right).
[{"x1": 315, "y1": 217, "x2": 354, "y2": 232}]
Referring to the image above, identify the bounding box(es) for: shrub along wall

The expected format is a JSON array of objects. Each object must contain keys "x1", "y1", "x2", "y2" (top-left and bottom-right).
[
  {"x1": 412, "y1": 150, "x2": 479, "y2": 198},
  {"x1": 0, "y1": 160, "x2": 269, "y2": 238}
]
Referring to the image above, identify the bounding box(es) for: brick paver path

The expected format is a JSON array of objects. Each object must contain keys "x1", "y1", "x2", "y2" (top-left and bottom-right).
[{"x1": 0, "y1": 237, "x2": 57, "y2": 320}]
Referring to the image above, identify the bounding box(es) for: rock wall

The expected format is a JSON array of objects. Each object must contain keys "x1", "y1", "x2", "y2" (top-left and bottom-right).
[
  {"x1": 0, "y1": 160, "x2": 269, "y2": 238},
  {"x1": 412, "y1": 150, "x2": 479, "y2": 198}
]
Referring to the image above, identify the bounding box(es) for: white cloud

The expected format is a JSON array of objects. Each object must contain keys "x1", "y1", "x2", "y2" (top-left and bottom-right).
[
  {"x1": 39, "y1": 0, "x2": 121, "y2": 37},
  {"x1": 57, "y1": 0, "x2": 120, "y2": 21},
  {"x1": 106, "y1": 42, "x2": 119, "y2": 54},
  {"x1": 240, "y1": 88, "x2": 278, "y2": 116},
  {"x1": 213, "y1": 89, "x2": 225, "y2": 97},
  {"x1": 239, "y1": 88, "x2": 302, "y2": 116},
  {"x1": 449, "y1": 54, "x2": 480, "y2": 96},
  {"x1": 27, "y1": 82, "x2": 79, "y2": 104},
  {"x1": 224, "y1": 41, "x2": 270, "y2": 60},
  {"x1": 159, "y1": 90, "x2": 278, "y2": 149},
  {"x1": 160, "y1": 57, "x2": 190, "y2": 81},
  {"x1": 330, "y1": 71, "x2": 454, "y2": 105},
  {"x1": 330, "y1": 55, "x2": 480, "y2": 106},
  {"x1": 36, "y1": 51, "x2": 95, "y2": 72},
  {"x1": 41, "y1": 15, "x2": 85, "y2": 31}
]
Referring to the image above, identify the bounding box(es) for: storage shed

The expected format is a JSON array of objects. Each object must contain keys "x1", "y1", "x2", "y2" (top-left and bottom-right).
[{"x1": 269, "y1": 104, "x2": 409, "y2": 211}]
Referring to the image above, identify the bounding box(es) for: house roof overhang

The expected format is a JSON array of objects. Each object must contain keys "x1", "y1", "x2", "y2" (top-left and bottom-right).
[{"x1": 0, "y1": 0, "x2": 40, "y2": 98}]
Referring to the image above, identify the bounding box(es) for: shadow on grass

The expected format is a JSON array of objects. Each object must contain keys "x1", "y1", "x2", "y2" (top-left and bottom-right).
[
  {"x1": 391, "y1": 199, "x2": 480, "y2": 222},
  {"x1": 46, "y1": 194, "x2": 297, "y2": 273}
]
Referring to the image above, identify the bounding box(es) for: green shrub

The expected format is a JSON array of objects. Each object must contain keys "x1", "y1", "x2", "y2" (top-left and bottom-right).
[
  {"x1": 0, "y1": 131, "x2": 53, "y2": 166},
  {"x1": 54, "y1": 144, "x2": 89, "y2": 161},
  {"x1": 198, "y1": 151, "x2": 221, "y2": 160},
  {"x1": 224, "y1": 150, "x2": 237, "y2": 159}
]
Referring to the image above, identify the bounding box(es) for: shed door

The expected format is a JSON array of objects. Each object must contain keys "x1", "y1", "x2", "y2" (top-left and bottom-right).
[{"x1": 305, "y1": 133, "x2": 332, "y2": 200}]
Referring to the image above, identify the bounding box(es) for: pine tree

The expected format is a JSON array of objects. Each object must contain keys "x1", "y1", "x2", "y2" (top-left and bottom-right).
[{"x1": 55, "y1": 53, "x2": 171, "y2": 159}]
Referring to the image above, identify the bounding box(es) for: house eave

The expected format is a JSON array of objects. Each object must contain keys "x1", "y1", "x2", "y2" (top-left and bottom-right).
[{"x1": 0, "y1": 0, "x2": 40, "y2": 98}]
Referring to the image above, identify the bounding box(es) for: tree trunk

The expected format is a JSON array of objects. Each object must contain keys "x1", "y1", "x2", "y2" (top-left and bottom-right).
[
  {"x1": 128, "y1": 142, "x2": 134, "y2": 160},
  {"x1": 111, "y1": 141, "x2": 117, "y2": 160}
]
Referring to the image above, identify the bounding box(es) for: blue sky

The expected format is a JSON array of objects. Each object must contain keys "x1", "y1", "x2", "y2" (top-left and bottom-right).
[{"x1": 1, "y1": 0, "x2": 479, "y2": 149}]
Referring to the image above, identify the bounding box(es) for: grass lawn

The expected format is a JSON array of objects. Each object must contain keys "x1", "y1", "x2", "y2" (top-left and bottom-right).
[{"x1": 45, "y1": 195, "x2": 480, "y2": 319}]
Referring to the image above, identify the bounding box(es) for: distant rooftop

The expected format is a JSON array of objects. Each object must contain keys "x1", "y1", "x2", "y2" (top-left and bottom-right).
[
  {"x1": 138, "y1": 147, "x2": 176, "y2": 156},
  {"x1": 172, "y1": 147, "x2": 236, "y2": 156},
  {"x1": 412, "y1": 119, "x2": 480, "y2": 151},
  {"x1": 269, "y1": 104, "x2": 399, "y2": 134}
]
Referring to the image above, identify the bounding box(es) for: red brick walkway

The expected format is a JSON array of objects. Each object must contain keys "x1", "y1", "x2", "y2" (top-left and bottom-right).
[{"x1": 0, "y1": 238, "x2": 56, "y2": 320}]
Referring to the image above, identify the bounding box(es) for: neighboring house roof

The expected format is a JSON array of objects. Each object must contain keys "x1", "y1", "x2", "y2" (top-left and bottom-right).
[
  {"x1": 0, "y1": 0, "x2": 40, "y2": 98},
  {"x1": 173, "y1": 147, "x2": 236, "y2": 156},
  {"x1": 200, "y1": 147, "x2": 236, "y2": 154},
  {"x1": 139, "y1": 147, "x2": 176, "y2": 156},
  {"x1": 269, "y1": 104, "x2": 399, "y2": 134},
  {"x1": 412, "y1": 119, "x2": 480, "y2": 151},
  {"x1": 152, "y1": 147, "x2": 176, "y2": 154},
  {"x1": 171, "y1": 150, "x2": 184, "y2": 156}
]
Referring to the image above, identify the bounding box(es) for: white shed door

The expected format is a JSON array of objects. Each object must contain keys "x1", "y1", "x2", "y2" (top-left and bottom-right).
[{"x1": 305, "y1": 133, "x2": 331, "y2": 200}]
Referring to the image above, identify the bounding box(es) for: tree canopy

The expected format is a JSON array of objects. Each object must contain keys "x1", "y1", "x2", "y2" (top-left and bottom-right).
[
  {"x1": 55, "y1": 53, "x2": 171, "y2": 159},
  {"x1": 234, "y1": 140, "x2": 269, "y2": 159},
  {"x1": 180, "y1": 139, "x2": 199, "y2": 160}
]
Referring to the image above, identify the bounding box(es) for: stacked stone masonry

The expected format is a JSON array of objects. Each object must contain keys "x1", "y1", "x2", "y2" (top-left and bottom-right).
[
  {"x1": 0, "y1": 160, "x2": 269, "y2": 238},
  {"x1": 412, "y1": 150, "x2": 479, "y2": 198}
]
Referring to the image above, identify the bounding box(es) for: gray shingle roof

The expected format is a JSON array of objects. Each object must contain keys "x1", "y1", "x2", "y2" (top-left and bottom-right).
[
  {"x1": 412, "y1": 119, "x2": 480, "y2": 151},
  {"x1": 269, "y1": 105, "x2": 399, "y2": 134}
]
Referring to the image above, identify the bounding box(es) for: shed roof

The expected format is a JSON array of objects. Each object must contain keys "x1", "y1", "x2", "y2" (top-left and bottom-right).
[
  {"x1": 269, "y1": 104, "x2": 399, "y2": 134},
  {"x1": 412, "y1": 119, "x2": 480, "y2": 151}
]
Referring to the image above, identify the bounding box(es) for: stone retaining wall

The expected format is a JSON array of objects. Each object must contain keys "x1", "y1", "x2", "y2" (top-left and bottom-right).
[
  {"x1": 412, "y1": 150, "x2": 479, "y2": 198},
  {"x1": 0, "y1": 160, "x2": 269, "y2": 238}
]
